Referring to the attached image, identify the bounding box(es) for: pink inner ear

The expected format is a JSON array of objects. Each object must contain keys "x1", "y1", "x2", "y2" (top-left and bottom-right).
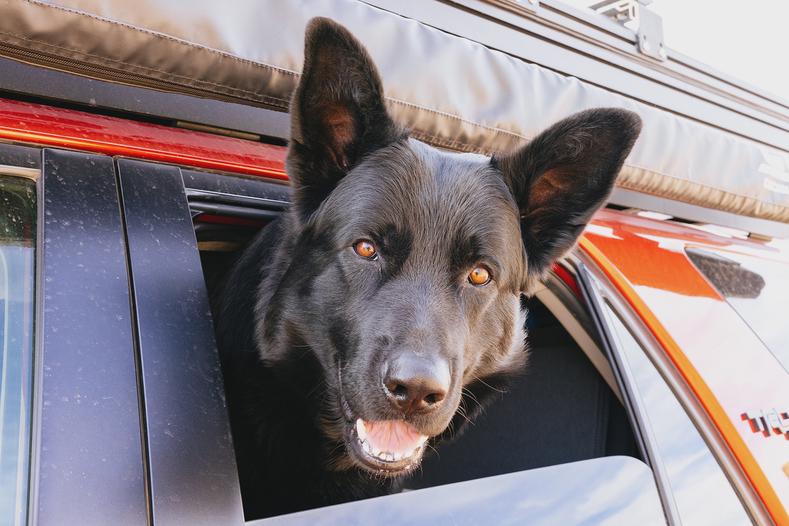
[
  {"x1": 323, "y1": 104, "x2": 356, "y2": 170},
  {"x1": 529, "y1": 168, "x2": 571, "y2": 210}
]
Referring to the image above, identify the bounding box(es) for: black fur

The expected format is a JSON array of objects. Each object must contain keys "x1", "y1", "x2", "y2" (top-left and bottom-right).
[{"x1": 214, "y1": 17, "x2": 641, "y2": 519}]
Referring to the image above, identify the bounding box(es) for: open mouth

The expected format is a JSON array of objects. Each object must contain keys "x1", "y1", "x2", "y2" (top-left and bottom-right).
[
  {"x1": 338, "y1": 370, "x2": 430, "y2": 474},
  {"x1": 346, "y1": 418, "x2": 429, "y2": 473}
]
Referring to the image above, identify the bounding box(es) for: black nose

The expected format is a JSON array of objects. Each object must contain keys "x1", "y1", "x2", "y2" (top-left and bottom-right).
[{"x1": 383, "y1": 354, "x2": 450, "y2": 414}]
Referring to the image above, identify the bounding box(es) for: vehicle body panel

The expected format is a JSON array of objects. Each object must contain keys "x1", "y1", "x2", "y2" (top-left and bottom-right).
[
  {"x1": 580, "y1": 211, "x2": 789, "y2": 524},
  {"x1": 117, "y1": 159, "x2": 245, "y2": 525}
]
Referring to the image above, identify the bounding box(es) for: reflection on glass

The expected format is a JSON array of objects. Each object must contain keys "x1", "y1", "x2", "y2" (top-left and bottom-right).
[
  {"x1": 0, "y1": 176, "x2": 36, "y2": 526},
  {"x1": 603, "y1": 304, "x2": 751, "y2": 526},
  {"x1": 687, "y1": 248, "x2": 789, "y2": 371}
]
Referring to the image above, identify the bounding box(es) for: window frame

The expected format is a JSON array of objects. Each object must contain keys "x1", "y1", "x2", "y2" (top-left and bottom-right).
[
  {"x1": 125, "y1": 162, "x2": 670, "y2": 524},
  {"x1": 31, "y1": 147, "x2": 149, "y2": 525},
  {"x1": 115, "y1": 158, "x2": 247, "y2": 525},
  {"x1": 573, "y1": 254, "x2": 768, "y2": 525}
]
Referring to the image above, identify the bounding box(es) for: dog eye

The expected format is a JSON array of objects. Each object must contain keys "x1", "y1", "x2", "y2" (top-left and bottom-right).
[
  {"x1": 468, "y1": 265, "x2": 492, "y2": 286},
  {"x1": 353, "y1": 240, "x2": 378, "y2": 260}
]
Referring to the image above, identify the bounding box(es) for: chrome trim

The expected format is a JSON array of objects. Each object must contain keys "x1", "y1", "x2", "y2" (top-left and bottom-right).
[
  {"x1": 189, "y1": 202, "x2": 280, "y2": 221},
  {"x1": 608, "y1": 188, "x2": 789, "y2": 240},
  {"x1": 0, "y1": 164, "x2": 39, "y2": 181},
  {"x1": 184, "y1": 188, "x2": 289, "y2": 208},
  {"x1": 574, "y1": 259, "x2": 682, "y2": 526},
  {"x1": 28, "y1": 152, "x2": 45, "y2": 526}
]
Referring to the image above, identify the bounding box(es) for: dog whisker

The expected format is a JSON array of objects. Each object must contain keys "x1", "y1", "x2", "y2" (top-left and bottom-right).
[
  {"x1": 472, "y1": 375, "x2": 506, "y2": 394},
  {"x1": 461, "y1": 387, "x2": 483, "y2": 410}
]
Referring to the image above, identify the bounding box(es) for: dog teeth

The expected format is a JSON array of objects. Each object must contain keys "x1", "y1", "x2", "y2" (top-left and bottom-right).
[
  {"x1": 355, "y1": 420, "x2": 428, "y2": 463},
  {"x1": 355, "y1": 419, "x2": 368, "y2": 441},
  {"x1": 359, "y1": 441, "x2": 424, "y2": 462}
]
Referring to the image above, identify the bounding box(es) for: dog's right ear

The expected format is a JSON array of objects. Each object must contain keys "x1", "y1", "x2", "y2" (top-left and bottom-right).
[{"x1": 288, "y1": 17, "x2": 404, "y2": 221}]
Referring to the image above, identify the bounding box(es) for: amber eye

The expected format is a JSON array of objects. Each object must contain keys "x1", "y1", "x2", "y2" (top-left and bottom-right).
[
  {"x1": 353, "y1": 240, "x2": 378, "y2": 259},
  {"x1": 468, "y1": 265, "x2": 491, "y2": 286}
]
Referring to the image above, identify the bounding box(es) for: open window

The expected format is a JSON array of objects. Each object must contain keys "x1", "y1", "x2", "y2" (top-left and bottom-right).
[{"x1": 183, "y1": 168, "x2": 666, "y2": 522}]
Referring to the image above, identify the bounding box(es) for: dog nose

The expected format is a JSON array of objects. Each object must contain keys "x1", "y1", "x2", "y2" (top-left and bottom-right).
[{"x1": 383, "y1": 354, "x2": 450, "y2": 414}]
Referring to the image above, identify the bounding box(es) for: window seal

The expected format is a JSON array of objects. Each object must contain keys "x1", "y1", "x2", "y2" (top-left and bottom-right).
[{"x1": 573, "y1": 257, "x2": 682, "y2": 526}]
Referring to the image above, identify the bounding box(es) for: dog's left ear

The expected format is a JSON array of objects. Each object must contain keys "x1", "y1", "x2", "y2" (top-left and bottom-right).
[
  {"x1": 288, "y1": 17, "x2": 404, "y2": 221},
  {"x1": 495, "y1": 108, "x2": 641, "y2": 285}
]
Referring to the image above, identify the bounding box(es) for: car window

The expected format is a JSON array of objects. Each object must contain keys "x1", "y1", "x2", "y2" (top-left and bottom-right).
[
  {"x1": 601, "y1": 304, "x2": 751, "y2": 526},
  {"x1": 0, "y1": 175, "x2": 36, "y2": 526},
  {"x1": 686, "y1": 247, "x2": 789, "y2": 371}
]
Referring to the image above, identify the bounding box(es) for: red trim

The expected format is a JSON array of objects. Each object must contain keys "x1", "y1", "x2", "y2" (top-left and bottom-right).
[
  {"x1": 0, "y1": 98, "x2": 289, "y2": 179},
  {"x1": 551, "y1": 263, "x2": 581, "y2": 298}
]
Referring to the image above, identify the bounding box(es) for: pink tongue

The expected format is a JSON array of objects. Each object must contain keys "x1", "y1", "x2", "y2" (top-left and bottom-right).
[{"x1": 363, "y1": 420, "x2": 424, "y2": 454}]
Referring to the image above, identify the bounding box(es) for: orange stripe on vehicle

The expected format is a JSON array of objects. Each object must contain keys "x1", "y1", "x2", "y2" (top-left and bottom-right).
[{"x1": 579, "y1": 236, "x2": 788, "y2": 526}]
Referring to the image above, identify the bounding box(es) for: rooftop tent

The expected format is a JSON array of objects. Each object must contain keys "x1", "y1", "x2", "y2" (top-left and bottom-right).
[{"x1": 2, "y1": 0, "x2": 787, "y2": 231}]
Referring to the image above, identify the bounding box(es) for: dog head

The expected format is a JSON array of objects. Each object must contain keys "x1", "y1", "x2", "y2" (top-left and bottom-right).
[{"x1": 258, "y1": 17, "x2": 641, "y2": 476}]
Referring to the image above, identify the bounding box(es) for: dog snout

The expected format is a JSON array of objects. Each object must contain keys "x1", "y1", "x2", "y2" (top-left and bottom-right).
[{"x1": 383, "y1": 353, "x2": 450, "y2": 414}]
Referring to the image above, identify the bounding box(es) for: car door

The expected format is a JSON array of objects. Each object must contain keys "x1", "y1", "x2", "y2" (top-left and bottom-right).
[
  {"x1": 114, "y1": 159, "x2": 673, "y2": 525},
  {"x1": 2, "y1": 144, "x2": 149, "y2": 525},
  {"x1": 576, "y1": 210, "x2": 789, "y2": 525}
]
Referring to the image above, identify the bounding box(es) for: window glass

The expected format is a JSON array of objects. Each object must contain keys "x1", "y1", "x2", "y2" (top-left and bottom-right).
[
  {"x1": 686, "y1": 247, "x2": 789, "y2": 371},
  {"x1": 602, "y1": 304, "x2": 751, "y2": 526},
  {"x1": 0, "y1": 175, "x2": 36, "y2": 526}
]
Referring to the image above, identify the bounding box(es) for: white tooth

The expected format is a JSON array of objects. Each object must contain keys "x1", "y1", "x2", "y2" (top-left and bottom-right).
[
  {"x1": 384, "y1": 452, "x2": 394, "y2": 462},
  {"x1": 362, "y1": 440, "x2": 374, "y2": 455},
  {"x1": 417, "y1": 435, "x2": 428, "y2": 445},
  {"x1": 392, "y1": 452, "x2": 403, "y2": 461},
  {"x1": 355, "y1": 419, "x2": 367, "y2": 441}
]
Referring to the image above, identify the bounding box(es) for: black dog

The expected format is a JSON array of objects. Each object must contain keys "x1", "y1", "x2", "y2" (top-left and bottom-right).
[{"x1": 214, "y1": 17, "x2": 641, "y2": 519}]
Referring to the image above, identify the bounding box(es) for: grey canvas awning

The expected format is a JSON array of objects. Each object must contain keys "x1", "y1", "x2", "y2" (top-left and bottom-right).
[{"x1": 1, "y1": 0, "x2": 788, "y2": 224}]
